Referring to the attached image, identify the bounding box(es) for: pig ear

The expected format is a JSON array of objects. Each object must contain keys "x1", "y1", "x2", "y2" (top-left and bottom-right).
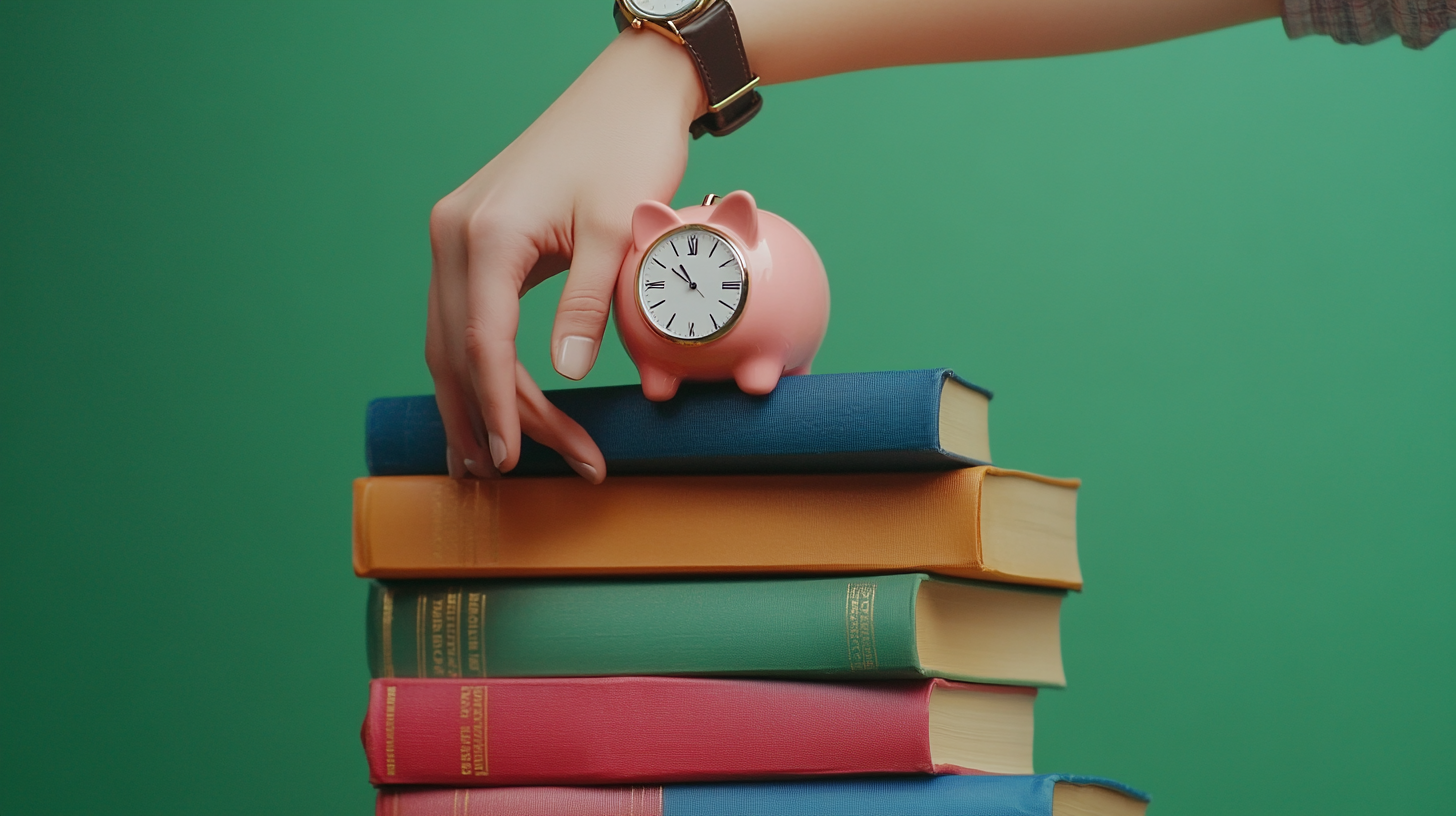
[
  {"x1": 631, "y1": 201, "x2": 683, "y2": 251},
  {"x1": 706, "y1": 190, "x2": 760, "y2": 249}
]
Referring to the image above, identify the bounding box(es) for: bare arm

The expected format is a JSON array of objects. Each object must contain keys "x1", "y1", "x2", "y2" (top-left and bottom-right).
[
  {"x1": 734, "y1": 0, "x2": 1280, "y2": 83},
  {"x1": 429, "y1": 0, "x2": 1280, "y2": 481}
]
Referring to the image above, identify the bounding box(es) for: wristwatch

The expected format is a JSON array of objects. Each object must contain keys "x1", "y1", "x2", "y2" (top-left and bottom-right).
[{"x1": 614, "y1": 0, "x2": 762, "y2": 138}]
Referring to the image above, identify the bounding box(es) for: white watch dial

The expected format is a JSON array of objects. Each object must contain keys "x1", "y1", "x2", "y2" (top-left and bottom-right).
[
  {"x1": 637, "y1": 226, "x2": 746, "y2": 342},
  {"x1": 624, "y1": 0, "x2": 701, "y2": 20}
]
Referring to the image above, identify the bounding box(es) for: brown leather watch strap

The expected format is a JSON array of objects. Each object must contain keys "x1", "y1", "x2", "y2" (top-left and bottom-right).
[
  {"x1": 614, "y1": 1, "x2": 762, "y2": 139},
  {"x1": 678, "y1": 3, "x2": 762, "y2": 138}
]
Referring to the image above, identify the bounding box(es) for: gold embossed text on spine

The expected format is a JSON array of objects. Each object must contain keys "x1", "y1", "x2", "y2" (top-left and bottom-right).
[
  {"x1": 466, "y1": 591, "x2": 486, "y2": 676},
  {"x1": 845, "y1": 582, "x2": 879, "y2": 670},
  {"x1": 380, "y1": 587, "x2": 395, "y2": 678},
  {"x1": 415, "y1": 595, "x2": 427, "y2": 678},
  {"x1": 457, "y1": 685, "x2": 488, "y2": 776},
  {"x1": 384, "y1": 685, "x2": 397, "y2": 776}
]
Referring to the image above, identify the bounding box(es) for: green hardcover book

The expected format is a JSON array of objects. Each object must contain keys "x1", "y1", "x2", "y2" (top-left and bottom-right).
[{"x1": 367, "y1": 574, "x2": 1066, "y2": 687}]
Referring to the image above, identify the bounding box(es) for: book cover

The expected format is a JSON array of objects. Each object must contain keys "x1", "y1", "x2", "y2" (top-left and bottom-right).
[
  {"x1": 352, "y1": 467, "x2": 1081, "y2": 589},
  {"x1": 375, "y1": 776, "x2": 1151, "y2": 816},
  {"x1": 366, "y1": 574, "x2": 1066, "y2": 687},
  {"x1": 362, "y1": 676, "x2": 1036, "y2": 786},
  {"x1": 365, "y1": 369, "x2": 991, "y2": 477}
]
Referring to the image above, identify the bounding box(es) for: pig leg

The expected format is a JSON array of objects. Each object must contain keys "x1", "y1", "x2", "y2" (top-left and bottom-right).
[
  {"x1": 733, "y1": 356, "x2": 785, "y2": 395},
  {"x1": 639, "y1": 366, "x2": 681, "y2": 401},
  {"x1": 784, "y1": 361, "x2": 813, "y2": 376}
]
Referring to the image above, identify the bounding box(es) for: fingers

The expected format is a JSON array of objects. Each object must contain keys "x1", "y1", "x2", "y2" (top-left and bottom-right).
[
  {"x1": 551, "y1": 222, "x2": 627, "y2": 381},
  {"x1": 462, "y1": 222, "x2": 538, "y2": 474},
  {"x1": 426, "y1": 279, "x2": 489, "y2": 479},
  {"x1": 514, "y1": 361, "x2": 606, "y2": 484}
]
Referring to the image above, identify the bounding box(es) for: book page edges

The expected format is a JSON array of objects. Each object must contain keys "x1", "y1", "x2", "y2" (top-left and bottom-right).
[
  {"x1": 914, "y1": 578, "x2": 1066, "y2": 688},
  {"x1": 927, "y1": 680, "x2": 1036, "y2": 775},
  {"x1": 978, "y1": 469, "x2": 1083, "y2": 591},
  {"x1": 938, "y1": 376, "x2": 992, "y2": 465},
  {"x1": 1053, "y1": 782, "x2": 1149, "y2": 816}
]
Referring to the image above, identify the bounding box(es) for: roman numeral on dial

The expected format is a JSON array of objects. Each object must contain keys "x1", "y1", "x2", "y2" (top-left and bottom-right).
[{"x1": 640, "y1": 229, "x2": 747, "y2": 341}]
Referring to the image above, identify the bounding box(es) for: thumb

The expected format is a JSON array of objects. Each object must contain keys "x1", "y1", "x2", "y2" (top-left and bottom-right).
[{"x1": 551, "y1": 225, "x2": 625, "y2": 381}]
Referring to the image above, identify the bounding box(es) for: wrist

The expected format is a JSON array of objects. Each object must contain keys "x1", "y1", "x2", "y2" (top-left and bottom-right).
[{"x1": 595, "y1": 28, "x2": 709, "y2": 128}]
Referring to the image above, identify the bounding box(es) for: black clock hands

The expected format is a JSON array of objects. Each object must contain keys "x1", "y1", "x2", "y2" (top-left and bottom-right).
[{"x1": 676, "y1": 265, "x2": 705, "y2": 297}]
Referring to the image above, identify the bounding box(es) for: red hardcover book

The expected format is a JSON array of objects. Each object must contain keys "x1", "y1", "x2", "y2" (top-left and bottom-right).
[
  {"x1": 376, "y1": 787, "x2": 662, "y2": 816},
  {"x1": 363, "y1": 676, "x2": 1035, "y2": 786}
]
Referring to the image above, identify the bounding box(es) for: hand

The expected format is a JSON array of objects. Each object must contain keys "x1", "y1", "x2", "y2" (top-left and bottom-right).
[{"x1": 426, "y1": 31, "x2": 706, "y2": 483}]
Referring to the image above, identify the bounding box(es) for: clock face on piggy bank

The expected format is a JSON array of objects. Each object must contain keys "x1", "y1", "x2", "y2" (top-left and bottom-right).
[
  {"x1": 635, "y1": 225, "x2": 747, "y2": 342},
  {"x1": 614, "y1": 191, "x2": 830, "y2": 402}
]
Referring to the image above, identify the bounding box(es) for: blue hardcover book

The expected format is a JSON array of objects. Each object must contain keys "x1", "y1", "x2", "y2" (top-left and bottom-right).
[
  {"x1": 667, "y1": 776, "x2": 1149, "y2": 816},
  {"x1": 376, "y1": 775, "x2": 1150, "y2": 816},
  {"x1": 365, "y1": 368, "x2": 992, "y2": 476}
]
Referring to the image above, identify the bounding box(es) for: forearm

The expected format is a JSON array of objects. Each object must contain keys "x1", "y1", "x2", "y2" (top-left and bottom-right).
[{"x1": 730, "y1": 0, "x2": 1283, "y2": 84}]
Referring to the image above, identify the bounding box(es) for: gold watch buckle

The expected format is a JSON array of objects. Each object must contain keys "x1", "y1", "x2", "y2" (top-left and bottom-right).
[{"x1": 708, "y1": 76, "x2": 760, "y2": 112}]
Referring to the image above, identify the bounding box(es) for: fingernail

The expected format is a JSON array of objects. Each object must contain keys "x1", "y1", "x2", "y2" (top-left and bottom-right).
[
  {"x1": 487, "y1": 432, "x2": 507, "y2": 469},
  {"x1": 447, "y1": 446, "x2": 463, "y2": 479},
  {"x1": 555, "y1": 335, "x2": 598, "y2": 381},
  {"x1": 568, "y1": 459, "x2": 601, "y2": 483},
  {"x1": 463, "y1": 458, "x2": 489, "y2": 477}
]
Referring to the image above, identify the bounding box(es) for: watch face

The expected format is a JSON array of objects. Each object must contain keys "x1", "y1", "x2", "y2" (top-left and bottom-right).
[
  {"x1": 623, "y1": 0, "x2": 702, "y2": 21},
  {"x1": 637, "y1": 225, "x2": 746, "y2": 343}
]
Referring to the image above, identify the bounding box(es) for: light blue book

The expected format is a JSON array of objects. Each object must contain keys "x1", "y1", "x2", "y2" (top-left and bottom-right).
[
  {"x1": 375, "y1": 774, "x2": 1150, "y2": 816},
  {"x1": 666, "y1": 775, "x2": 1149, "y2": 816}
]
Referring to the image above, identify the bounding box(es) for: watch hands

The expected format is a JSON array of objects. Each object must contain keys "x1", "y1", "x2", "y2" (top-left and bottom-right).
[{"x1": 677, "y1": 265, "x2": 705, "y2": 296}]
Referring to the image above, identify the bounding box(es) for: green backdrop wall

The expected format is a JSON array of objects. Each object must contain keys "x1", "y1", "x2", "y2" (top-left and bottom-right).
[{"x1": 1, "y1": 2, "x2": 1451, "y2": 813}]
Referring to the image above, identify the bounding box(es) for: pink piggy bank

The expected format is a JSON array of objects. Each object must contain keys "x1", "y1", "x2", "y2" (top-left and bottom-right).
[{"x1": 614, "y1": 190, "x2": 830, "y2": 401}]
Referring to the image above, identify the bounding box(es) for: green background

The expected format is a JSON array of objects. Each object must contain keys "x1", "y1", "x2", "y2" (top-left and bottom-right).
[{"x1": 1, "y1": 2, "x2": 1451, "y2": 813}]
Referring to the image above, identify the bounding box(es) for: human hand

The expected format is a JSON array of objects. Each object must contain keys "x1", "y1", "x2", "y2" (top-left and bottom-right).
[{"x1": 426, "y1": 31, "x2": 706, "y2": 483}]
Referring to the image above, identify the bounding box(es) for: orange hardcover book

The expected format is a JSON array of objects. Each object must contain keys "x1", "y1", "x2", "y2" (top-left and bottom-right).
[{"x1": 352, "y1": 467, "x2": 1081, "y2": 589}]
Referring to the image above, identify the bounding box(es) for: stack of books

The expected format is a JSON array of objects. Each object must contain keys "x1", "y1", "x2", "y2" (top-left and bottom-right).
[{"x1": 353, "y1": 369, "x2": 1150, "y2": 816}]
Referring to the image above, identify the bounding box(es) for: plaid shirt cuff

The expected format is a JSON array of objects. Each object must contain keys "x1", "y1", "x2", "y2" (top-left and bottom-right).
[{"x1": 1284, "y1": 0, "x2": 1454, "y2": 47}]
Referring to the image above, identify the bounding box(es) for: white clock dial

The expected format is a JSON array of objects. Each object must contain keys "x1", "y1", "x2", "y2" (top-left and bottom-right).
[
  {"x1": 637, "y1": 226, "x2": 746, "y2": 343},
  {"x1": 624, "y1": 0, "x2": 701, "y2": 20}
]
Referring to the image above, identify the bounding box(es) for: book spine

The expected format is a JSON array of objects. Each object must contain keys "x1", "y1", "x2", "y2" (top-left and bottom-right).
[
  {"x1": 363, "y1": 677, "x2": 945, "y2": 786},
  {"x1": 353, "y1": 468, "x2": 1080, "y2": 588},
  {"x1": 365, "y1": 369, "x2": 989, "y2": 477},
  {"x1": 664, "y1": 776, "x2": 1061, "y2": 816},
  {"x1": 376, "y1": 787, "x2": 663, "y2": 816},
  {"x1": 366, "y1": 575, "x2": 923, "y2": 680},
  {"x1": 664, "y1": 776, "x2": 1150, "y2": 815},
  {"x1": 377, "y1": 776, "x2": 1150, "y2": 816}
]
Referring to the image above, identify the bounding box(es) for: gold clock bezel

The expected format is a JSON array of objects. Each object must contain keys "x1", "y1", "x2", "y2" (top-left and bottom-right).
[
  {"x1": 619, "y1": 0, "x2": 712, "y2": 27},
  {"x1": 635, "y1": 223, "x2": 748, "y2": 346}
]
